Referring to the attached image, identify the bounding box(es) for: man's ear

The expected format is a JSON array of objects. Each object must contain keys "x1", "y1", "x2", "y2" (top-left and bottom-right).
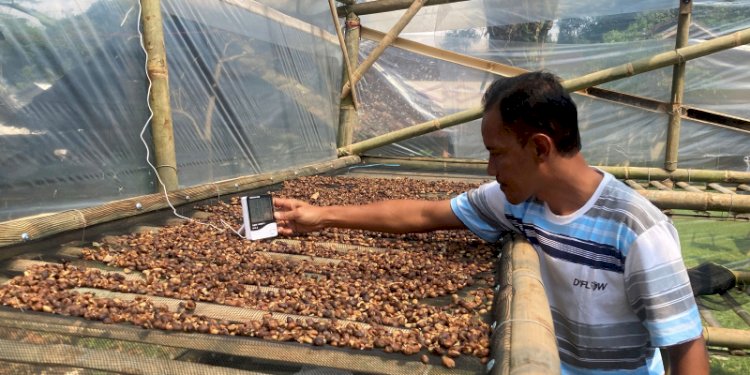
[{"x1": 528, "y1": 133, "x2": 553, "y2": 162}]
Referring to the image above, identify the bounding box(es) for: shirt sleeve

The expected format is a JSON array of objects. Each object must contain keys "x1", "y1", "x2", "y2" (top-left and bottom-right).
[
  {"x1": 624, "y1": 221, "x2": 703, "y2": 347},
  {"x1": 450, "y1": 181, "x2": 515, "y2": 243}
]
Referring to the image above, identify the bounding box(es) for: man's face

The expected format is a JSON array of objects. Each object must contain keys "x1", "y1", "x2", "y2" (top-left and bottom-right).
[{"x1": 481, "y1": 108, "x2": 540, "y2": 204}]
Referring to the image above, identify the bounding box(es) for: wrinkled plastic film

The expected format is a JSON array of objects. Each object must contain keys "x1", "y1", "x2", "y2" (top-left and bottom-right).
[
  {"x1": 0, "y1": 0, "x2": 153, "y2": 221},
  {"x1": 358, "y1": 0, "x2": 750, "y2": 167},
  {"x1": 0, "y1": 0, "x2": 341, "y2": 221},
  {"x1": 161, "y1": 0, "x2": 340, "y2": 186}
]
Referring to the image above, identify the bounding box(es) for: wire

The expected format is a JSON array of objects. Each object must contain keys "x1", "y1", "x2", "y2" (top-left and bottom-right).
[{"x1": 135, "y1": 1, "x2": 243, "y2": 239}]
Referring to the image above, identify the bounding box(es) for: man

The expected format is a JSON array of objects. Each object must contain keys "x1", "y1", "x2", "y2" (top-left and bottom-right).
[{"x1": 273, "y1": 71, "x2": 709, "y2": 374}]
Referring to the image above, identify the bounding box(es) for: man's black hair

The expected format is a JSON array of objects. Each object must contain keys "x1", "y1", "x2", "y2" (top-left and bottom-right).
[{"x1": 482, "y1": 71, "x2": 581, "y2": 156}]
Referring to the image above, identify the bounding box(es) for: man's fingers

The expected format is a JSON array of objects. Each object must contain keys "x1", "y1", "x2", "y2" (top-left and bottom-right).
[
  {"x1": 274, "y1": 210, "x2": 293, "y2": 221},
  {"x1": 273, "y1": 197, "x2": 294, "y2": 210}
]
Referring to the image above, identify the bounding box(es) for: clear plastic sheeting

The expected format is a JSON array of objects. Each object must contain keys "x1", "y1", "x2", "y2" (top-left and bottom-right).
[
  {"x1": 359, "y1": 0, "x2": 677, "y2": 34},
  {"x1": 0, "y1": 0, "x2": 153, "y2": 221},
  {"x1": 358, "y1": 0, "x2": 750, "y2": 167},
  {"x1": 0, "y1": 0, "x2": 341, "y2": 221},
  {"x1": 161, "y1": 0, "x2": 341, "y2": 186}
]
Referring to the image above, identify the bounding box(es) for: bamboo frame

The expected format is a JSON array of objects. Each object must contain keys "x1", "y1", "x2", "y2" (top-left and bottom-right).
[
  {"x1": 704, "y1": 326, "x2": 750, "y2": 349},
  {"x1": 0, "y1": 156, "x2": 360, "y2": 249},
  {"x1": 336, "y1": 0, "x2": 467, "y2": 17},
  {"x1": 329, "y1": 0, "x2": 360, "y2": 110},
  {"x1": 491, "y1": 235, "x2": 560, "y2": 375},
  {"x1": 337, "y1": 11, "x2": 362, "y2": 147},
  {"x1": 141, "y1": 0, "x2": 179, "y2": 191},
  {"x1": 0, "y1": 338, "x2": 262, "y2": 375},
  {"x1": 563, "y1": 27, "x2": 750, "y2": 92},
  {"x1": 223, "y1": 0, "x2": 338, "y2": 44},
  {"x1": 360, "y1": 156, "x2": 750, "y2": 184},
  {"x1": 360, "y1": 26, "x2": 527, "y2": 77},
  {"x1": 340, "y1": 26, "x2": 750, "y2": 157},
  {"x1": 665, "y1": 0, "x2": 693, "y2": 171},
  {"x1": 0, "y1": 310, "x2": 464, "y2": 375},
  {"x1": 340, "y1": 0, "x2": 426, "y2": 99},
  {"x1": 360, "y1": 27, "x2": 750, "y2": 133}
]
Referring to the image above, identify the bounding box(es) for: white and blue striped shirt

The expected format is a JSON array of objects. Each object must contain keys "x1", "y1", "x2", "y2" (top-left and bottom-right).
[{"x1": 451, "y1": 172, "x2": 702, "y2": 374}]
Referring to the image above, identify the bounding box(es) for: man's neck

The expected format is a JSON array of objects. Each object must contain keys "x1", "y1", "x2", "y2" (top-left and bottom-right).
[{"x1": 538, "y1": 155, "x2": 603, "y2": 216}]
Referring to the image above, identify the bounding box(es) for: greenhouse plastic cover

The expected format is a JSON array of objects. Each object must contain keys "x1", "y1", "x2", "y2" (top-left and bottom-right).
[{"x1": 1, "y1": 0, "x2": 749, "y2": 221}]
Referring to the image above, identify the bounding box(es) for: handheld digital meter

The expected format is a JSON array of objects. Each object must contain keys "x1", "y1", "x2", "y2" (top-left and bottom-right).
[{"x1": 240, "y1": 194, "x2": 278, "y2": 240}]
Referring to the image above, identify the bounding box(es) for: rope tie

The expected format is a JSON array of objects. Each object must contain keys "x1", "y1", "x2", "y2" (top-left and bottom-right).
[{"x1": 156, "y1": 164, "x2": 177, "y2": 172}]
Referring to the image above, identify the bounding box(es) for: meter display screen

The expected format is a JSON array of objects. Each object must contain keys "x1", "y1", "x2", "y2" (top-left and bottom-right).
[{"x1": 248, "y1": 195, "x2": 274, "y2": 224}]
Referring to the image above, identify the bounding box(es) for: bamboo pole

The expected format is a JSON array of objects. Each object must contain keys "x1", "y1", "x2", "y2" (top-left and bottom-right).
[
  {"x1": 704, "y1": 326, "x2": 750, "y2": 349},
  {"x1": 675, "y1": 181, "x2": 703, "y2": 193},
  {"x1": 603, "y1": 166, "x2": 750, "y2": 184},
  {"x1": 329, "y1": 0, "x2": 359, "y2": 110},
  {"x1": 360, "y1": 26, "x2": 526, "y2": 78},
  {"x1": 0, "y1": 156, "x2": 361, "y2": 249},
  {"x1": 340, "y1": 0, "x2": 426, "y2": 99},
  {"x1": 664, "y1": 0, "x2": 692, "y2": 171},
  {"x1": 649, "y1": 180, "x2": 672, "y2": 190},
  {"x1": 625, "y1": 180, "x2": 646, "y2": 190},
  {"x1": 361, "y1": 26, "x2": 750, "y2": 134},
  {"x1": 337, "y1": 11, "x2": 361, "y2": 147},
  {"x1": 491, "y1": 236, "x2": 514, "y2": 375},
  {"x1": 564, "y1": 27, "x2": 750, "y2": 92},
  {"x1": 336, "y1": 0, "x2": 467, "y2": 17},
  {"x1": 496, "y1": 235, "x2": 560, "y2": 374},
  {"x1": 708, "y1": 183, "x2": 736, "y2": 194},
  {"x1": 141, "y1": 0, "x2": 179, "y2": 191},
  {"x1": 359, "y1": 157, "x2": 750, "y2": 184},
  {"x1": 637, "y1": 190, "x2": 750, "y2": 213},
  {"x1": 338, "y1": 107, "x2": 480, "y2": 156}
]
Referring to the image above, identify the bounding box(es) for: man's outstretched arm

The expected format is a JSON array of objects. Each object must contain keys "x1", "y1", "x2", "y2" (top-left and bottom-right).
[
  {"x1": 273, "y1": 198, "x2": 465, "y2": 235},
  {"x1": 666, "y1": 336, "x2": 709, "y2": 375}
]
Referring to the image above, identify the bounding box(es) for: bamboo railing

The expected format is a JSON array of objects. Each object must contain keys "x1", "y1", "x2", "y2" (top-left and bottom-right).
[
  {"x1": 490, "y1": 235, "x2": 560, "y2": 375},
  {"x1": 0, "y1": 156, "x2": 360, "y2": 250}
]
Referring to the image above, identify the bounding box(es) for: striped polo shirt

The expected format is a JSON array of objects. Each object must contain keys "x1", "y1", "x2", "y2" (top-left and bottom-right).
[{"x1": 451, "y1": 171, "x2": 703, "y2": 374}]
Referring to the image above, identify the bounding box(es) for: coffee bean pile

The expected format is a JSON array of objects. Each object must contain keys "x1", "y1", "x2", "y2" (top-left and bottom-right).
[{"x1": 1, "y1": 176, "x2": 496, "y2": 367}]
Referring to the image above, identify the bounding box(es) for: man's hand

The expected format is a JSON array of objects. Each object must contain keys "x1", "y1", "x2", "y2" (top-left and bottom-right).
[{"x1": 273, "y1": 198, "x2": 324, "y2": 235}]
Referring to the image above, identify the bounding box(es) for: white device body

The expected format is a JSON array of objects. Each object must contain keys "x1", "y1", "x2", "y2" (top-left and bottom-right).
[{"x1": 240, "y1": 195, "x2": 278, "y2": 240}]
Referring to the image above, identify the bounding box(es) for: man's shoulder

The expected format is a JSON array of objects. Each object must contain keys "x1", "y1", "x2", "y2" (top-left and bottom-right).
[{"x1": 593, "y1": 174, "x2": 669, "y2": 230}]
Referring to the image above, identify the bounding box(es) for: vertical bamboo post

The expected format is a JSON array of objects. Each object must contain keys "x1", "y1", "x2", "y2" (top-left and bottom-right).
[
  {"x1": 141, "y1": 0, "x2": 179, "y2": 191},
  {"x1": 332, "y1": 7, "x2": 361, "y2": 147},
  {"x1": 665, "y1": 0, "x2": 692, "y2": 172},
  {"x1": 340, "y1": 0, "x2": 426, "y2": 99}
]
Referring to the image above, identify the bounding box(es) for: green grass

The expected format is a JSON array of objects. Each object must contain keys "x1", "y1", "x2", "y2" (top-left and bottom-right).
[{"x1": 673, "y1": 214, "x2": 750, "y2": 374}]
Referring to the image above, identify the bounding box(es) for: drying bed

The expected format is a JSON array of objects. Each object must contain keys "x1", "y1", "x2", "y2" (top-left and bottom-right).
[{"x1": 0, "y1": 175, "x2": 496, "y2": 374}]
